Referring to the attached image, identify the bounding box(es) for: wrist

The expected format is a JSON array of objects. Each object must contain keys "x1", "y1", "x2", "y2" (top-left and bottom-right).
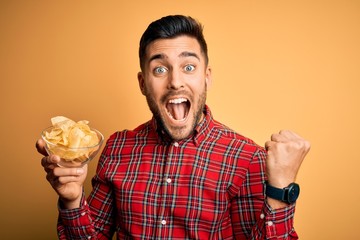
[
  {"x1": 266, "y1": 197, "x2": 290, "y2": 209},
  {"x1": 265, "y1": 181, "x2": 300, "y2": 206},
  {"x1": 59, "y1": 196, "x2": 82, "y2": 209},
  {"x1": 266, "y1": 176, "x2": 296, "y2": 189}
]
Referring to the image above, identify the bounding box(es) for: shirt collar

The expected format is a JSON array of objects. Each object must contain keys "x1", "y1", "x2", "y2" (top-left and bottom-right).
[{"x1": 150, "y1": 105, "x2": 214, "y2": 146}]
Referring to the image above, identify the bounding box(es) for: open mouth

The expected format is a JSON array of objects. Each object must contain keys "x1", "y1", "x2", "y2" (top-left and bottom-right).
[{"x1": 166, "y1": 97, "x2": 190, "y2": 121}]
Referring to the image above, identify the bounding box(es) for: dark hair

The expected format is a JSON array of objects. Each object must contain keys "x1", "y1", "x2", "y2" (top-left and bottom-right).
[{"x1": 139, "y1": 15, "x2": 209, "y2": 70}]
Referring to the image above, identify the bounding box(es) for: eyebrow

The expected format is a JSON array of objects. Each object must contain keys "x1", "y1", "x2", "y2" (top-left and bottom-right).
[
  {"x1": 148, "y1": 51, "x2": 200, "y2": 64},
  {"x1": 179, "y1": 51, "x2": 200, "y2": 61}
]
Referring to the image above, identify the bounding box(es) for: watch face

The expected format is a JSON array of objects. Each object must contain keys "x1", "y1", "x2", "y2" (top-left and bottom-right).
[{"x1": 288, "y1": 183, "x2": 300, "y2": 203}]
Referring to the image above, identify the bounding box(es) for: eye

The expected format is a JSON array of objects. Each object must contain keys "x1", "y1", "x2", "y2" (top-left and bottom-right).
[
  {"x1": 154, "y1": 66, "x2": 167, "y2": 75},
  {"x1": 184, "y1": 64, "x2": 195, "y2": 72}
]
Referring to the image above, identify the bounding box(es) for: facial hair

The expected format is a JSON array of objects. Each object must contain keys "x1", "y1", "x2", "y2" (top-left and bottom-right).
[{"x1": 144, "y1": 85, "x2": 207, "y2": 140}]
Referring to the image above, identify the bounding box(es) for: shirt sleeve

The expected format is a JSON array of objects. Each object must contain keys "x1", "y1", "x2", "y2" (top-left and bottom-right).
[
  {"x1": 57, "y1": 196, "x2": 97, "y2": 239},
  {"x1": 253, "y1": 201, "x2": 298, "y2": 239},
  {"x1": 57, "y1": 155, "x2": 116, "y2": 239},
  {"x1": 231, "y1": 149, "x2": 299, "y2": 239}
]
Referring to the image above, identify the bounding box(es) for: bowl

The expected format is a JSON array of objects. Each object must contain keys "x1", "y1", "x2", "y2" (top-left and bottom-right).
[{"x1": 41, "y1": 126, "x2": 104, "y2": 168}]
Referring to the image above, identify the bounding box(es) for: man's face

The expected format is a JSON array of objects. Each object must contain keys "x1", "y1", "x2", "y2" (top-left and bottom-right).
[{"x1": 138, "y1": 35, "x2": 212, "y2": 141}]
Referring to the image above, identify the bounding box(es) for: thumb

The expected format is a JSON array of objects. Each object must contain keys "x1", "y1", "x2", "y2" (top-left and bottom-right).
[{"x1": 36, "y1": 138, "x2": 48, "y2": 156}]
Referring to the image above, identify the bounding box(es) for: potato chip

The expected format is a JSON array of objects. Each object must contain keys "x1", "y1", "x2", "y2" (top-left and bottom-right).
[{"x1": 44, "y1": 116, "x2": 100, "y2": 162}]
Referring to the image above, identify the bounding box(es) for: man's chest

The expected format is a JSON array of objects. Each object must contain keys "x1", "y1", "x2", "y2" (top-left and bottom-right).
[{"x1": 107, "y1": 141, "x2": 237, "y2": 223}]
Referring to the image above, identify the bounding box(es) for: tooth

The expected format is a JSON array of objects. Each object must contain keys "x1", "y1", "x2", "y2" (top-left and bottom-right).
[{"x1": 169, "y1": 98, "x2": 187, "y2": 104}]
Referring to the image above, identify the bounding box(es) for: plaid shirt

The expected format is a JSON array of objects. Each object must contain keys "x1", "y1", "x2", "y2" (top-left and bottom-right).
[{"x1": 58, "y1": 106, "x2": 298, "y2": 239}]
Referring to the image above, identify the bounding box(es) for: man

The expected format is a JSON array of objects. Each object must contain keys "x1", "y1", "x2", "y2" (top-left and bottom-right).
[{"x1": 37, "y1": 15, "x2": 310, "y2": 239}]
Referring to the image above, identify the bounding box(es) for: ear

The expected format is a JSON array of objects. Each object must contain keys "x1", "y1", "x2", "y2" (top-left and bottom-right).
[
  {"x1": 137, "y1": 72, "x2": 146, "y2": 95},
  {"x1": 205, "y1": 66, "x2": 212, "y2": 89}
]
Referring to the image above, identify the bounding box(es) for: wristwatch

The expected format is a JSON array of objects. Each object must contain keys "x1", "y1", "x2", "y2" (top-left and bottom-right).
[{"x1": 265, "y1": 181, "x2": 300, "y2": 204}]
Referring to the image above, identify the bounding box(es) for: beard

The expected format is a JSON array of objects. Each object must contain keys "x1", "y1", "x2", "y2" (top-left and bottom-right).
[{"x1": 144, "y1": 86, "x2": 207, "y2": 141}]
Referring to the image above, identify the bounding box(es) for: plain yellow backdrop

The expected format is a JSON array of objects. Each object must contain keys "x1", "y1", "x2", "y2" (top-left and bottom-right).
[{"x1": 1, "y1": 1, "x2": 359, "y2": 239}]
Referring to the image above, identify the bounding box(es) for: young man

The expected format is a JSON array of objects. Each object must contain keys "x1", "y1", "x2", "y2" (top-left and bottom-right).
[{"x1": 37, "y1": 15, "x2": 310, "y2": 239}]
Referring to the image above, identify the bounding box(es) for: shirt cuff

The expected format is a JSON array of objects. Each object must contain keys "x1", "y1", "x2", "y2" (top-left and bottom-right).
[
  {"x1": 57, "y1": 195, "x2": 96, "y2": 239},
  {"x1": 260, "y1": 201, "x2": 298, "y2": 239}
]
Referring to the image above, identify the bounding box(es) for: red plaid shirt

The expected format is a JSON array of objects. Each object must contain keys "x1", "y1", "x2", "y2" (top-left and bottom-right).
[{"x1": 57, "y1": 106, "x2": 298, "y2": 239}]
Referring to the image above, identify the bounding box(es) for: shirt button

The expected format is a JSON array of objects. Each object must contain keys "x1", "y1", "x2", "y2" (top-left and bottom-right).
[
  {"x1": 166, "y1": 178, "x2": 172, "y2": 183},
  {"x1": 173, "y1": 142, "x2": 179, "y2": 147},
  {"x1": 260, "y1": 213, "x2": 265, "y2": 219},
  {"x1": 81, "y1": 212, "x2": 86, "y2": 216},
  {"x1": 161, "y1": 219, "x2": 167, "y2": 225},
  {"x1": 267, "y1": 221, "x2": 274, "y2": 226}
]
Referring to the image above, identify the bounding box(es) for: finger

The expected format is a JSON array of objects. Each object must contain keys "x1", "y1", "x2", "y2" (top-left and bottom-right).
[
  {"x1": 41, "y1": 155, "x2": 60, "y2": 166},
  {"x1": 41, "y1": 155, "x2": 60, "y2": 172},
  {"x1": 53, "y1": 166, "x2": 85, "y2": 178},
  {"x1": 271, "y1": 130, "x2": 298, "y2": 142},
  {"x1": 46, "y1": 173, "x2": 80, "y2": 189},
  {"x1": 36, "y1": 139, "x2": 48, "y2": 156},
  {"x1": 57, "y1": 175, "x2": 83, "y2": 185},
  {"x1": 278, "y1": 130, "x2": 311, "y2": 152},
  {"x1": 46, "y1": 166, "x2": 85, "y2": 185},
  {"x1": 279, "y1": 130, "x2": 301, "y2": 140},
  {"x1": 270, "y1": 133, "x2": 287, "y2": 142},
  {"x1": 265, "y1": 140, "x2": 276, "y2": 151}
]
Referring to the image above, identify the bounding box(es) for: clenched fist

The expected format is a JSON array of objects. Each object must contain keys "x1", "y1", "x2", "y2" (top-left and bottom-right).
[{"x1": 265, "y1": 130, "x2": 311, "y2": 207}]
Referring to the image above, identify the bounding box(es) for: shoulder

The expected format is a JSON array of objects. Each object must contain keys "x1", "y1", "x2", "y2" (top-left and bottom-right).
[
  {"x1": 207, "y1": 120, "x2": 267, "y2": 191},
  {"x1": 102, "y1": 121, "x2": 155, "y2": 154},
  {"x1": 210, "y1": 119, "x2": 264, "y2": 153},
  {"x1": 109, "y1": 121, "x2": 152, "y2": 140}
]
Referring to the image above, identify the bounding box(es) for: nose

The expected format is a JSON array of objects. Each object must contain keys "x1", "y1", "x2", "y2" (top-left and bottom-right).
[{"x1": 168, "y1": 69, "x2": 184, "y2": 90}]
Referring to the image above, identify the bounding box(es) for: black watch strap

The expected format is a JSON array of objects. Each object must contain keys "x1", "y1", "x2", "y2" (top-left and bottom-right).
[{"x1": 265, "y1": 181, "x2": 300, "y2": 204}]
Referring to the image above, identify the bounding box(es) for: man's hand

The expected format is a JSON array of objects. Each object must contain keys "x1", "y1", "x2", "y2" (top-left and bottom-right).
[
  {"x1": 36, "y1": 139, "x2": 87, "y2": 209},
  {"x1": 265, "y1": 130, "x2": 310, "y2": 208}
]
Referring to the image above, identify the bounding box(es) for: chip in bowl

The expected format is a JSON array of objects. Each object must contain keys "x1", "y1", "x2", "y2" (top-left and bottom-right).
[{"x1": 42, "y1": 116, "x2": 104, "y2": 167}]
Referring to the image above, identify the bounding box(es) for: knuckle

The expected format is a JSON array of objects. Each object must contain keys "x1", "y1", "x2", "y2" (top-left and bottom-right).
[
  {"x1": 41, "y1": 156, "x2": 48, "y2": 167},
  {"x1": 299, "y1": 139, "x2": 310, "y2": 148},
  {"x1": 270, "y1": 133, "x2": 278, "y2": 141},
  {"x1": 290, "y1": 139, "x2": 311, "y2": 153}
]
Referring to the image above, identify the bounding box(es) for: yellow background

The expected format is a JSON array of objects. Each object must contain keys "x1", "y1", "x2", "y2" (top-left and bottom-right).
[{"x1": 1, "y1": 1, "x2": 359, "y2": 239}]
